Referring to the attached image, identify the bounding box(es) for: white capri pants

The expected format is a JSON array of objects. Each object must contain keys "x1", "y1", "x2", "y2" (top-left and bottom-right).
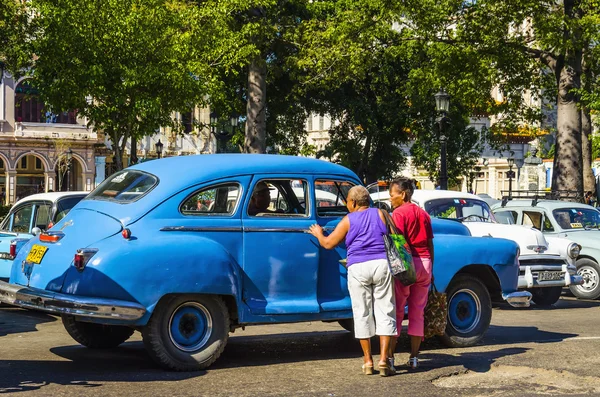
[{"x1": 347, "y1": 258, "x2": 397, "y2": 339}]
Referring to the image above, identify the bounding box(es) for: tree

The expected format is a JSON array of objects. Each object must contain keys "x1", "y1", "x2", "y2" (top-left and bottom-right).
[
  {"x1": 29, "y1": 0, "x2": 241, "y2": 170},
  {"x1": 399, "y1": 0, "x2": 600, "y2": 195},
  {"x1": 0, "y1": 0, "x2": 34, "y2": 75}
]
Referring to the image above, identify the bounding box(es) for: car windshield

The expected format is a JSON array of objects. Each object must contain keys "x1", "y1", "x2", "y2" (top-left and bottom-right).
[
  {"x1": 425, "y1": 198, "x2": 496, "y2": 223},
  {"x1": 87, "y1": 170, "x2": 158, "y2": 203},
  {"x1": 552, "y1": 207, "x2": 600, "y2": 230}
]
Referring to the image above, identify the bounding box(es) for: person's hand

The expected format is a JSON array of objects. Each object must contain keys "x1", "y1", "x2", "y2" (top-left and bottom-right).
[{"x1": 308, "y1": 224, "x2": 324, "y2": 237}]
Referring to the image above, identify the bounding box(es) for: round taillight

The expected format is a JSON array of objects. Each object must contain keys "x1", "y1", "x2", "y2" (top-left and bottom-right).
[{"x1": 122, "y1": 229, "x2": 131, "y2": 239}]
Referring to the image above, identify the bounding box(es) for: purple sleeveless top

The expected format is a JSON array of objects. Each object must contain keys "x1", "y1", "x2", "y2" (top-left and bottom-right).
[{"x1": 345, "y1": 208, "x2": 388, "y2": 267}]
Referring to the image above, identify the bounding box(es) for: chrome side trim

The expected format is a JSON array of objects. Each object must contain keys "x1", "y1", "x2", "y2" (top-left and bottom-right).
[
  {"x1": 161, "y1": 226, "x2": 243, "y2": 232},
  {"x1": 243, "y1": 227, "x2": 308, "y2": 233},
  {"x1": 0, "y1": 280, "x2": 146, "y2": 321}
]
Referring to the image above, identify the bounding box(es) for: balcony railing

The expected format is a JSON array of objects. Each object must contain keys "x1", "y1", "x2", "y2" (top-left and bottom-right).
[{"x1": 12, "y1": 122, "x2": 97, "y2": 141}]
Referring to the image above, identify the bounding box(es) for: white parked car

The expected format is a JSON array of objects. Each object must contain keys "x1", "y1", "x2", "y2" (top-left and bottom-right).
[{"x1": 369, "y1": 188, "x2": 583, "y2": 306}]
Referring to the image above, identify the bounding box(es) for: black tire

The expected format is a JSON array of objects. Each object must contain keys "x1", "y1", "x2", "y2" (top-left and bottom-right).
[
  {"x1": 338, "y1": 319, "x2": 354, "y2": 333},
  {"x1": 570, "y1": 258, "x2": 600, "y2": 300},
  {"x1": 62, "y1": 315, "x2": 134, "y2": 348},
  {"x1": 142, "y1": 295, "x2": 229, "y2": 371},
  {"x1": 530, "y1": 286, "x2": 562, "y2": 306},
  {"x1": 440, "y1": 275, "x2": 492, "y2": 348}
]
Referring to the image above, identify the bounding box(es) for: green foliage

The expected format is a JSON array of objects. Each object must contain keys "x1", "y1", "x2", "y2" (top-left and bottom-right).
[
  {"x1": 0, "y1": 0, "x2": 34, "y2": 75},
  {"x1": 29, "y1": 0, "x2": 248, "y2": 169},
  {"x1": 593, "y1": 135, "x2": 600, "y2": 160}
]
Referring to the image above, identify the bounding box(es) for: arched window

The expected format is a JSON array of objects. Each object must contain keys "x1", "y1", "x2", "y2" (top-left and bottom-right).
[{"x1": 15, "y1": 80, "x2": 78, "y2": 124}]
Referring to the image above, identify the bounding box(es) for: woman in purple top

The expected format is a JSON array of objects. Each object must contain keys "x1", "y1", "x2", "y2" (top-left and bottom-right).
[{"x1": 309, "y1": 186, "x2": 397, "y2": 376}]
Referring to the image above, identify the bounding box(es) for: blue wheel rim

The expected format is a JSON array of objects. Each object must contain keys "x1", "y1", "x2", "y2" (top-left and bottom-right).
[
  {"x1": 168, "y1": 302, "x2": 213, "y2": 352},
  {"x1": 448, "y1": 289, "x2": 481, "y2": 334}
]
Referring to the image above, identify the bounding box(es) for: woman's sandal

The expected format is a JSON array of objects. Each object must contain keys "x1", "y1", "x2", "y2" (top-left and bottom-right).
[
  {"x1": 378, "y1": 361, "x2": 393, "y2": 377},
  {"x1": 407, "y1": 356, "x2": 419, "y2": 369},
  {"x1": 362, "y1": 364, "x2": 374, "y2": 375}
]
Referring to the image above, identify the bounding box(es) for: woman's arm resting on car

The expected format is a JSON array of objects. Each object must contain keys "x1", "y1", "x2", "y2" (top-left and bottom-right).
[{"x1": 308, "y1": 216, "x2": 350, "y2": 249}]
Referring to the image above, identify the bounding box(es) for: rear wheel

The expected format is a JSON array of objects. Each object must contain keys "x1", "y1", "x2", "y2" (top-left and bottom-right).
[
  {"x1": 440, "y1": 275, "x2": 492, "y2": 348},
  {"x1": 142, "y1": 295, "x2": 229, "y2": 371},
  {"x1": 62, "y1": 315, "x2": 134, "y2": 348},
  {"x1": 570, "y1": 259, "x2": 600, "y2": 300},
  {"x1": 530, "y1": 286, "x2": 562, "y2": 306}
]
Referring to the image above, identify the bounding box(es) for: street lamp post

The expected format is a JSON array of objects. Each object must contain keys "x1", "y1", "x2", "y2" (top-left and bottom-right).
[
  {"x1": 210, "y1": 112, "x2": 239, "y2": 153},
  {"x1": 434, "y1": 88, "x2": 450, "y2": 190},
  {"x1": 66, "y1": 148, "x2": 73, "y2": 192},
  {"x1": 507, "y1": 157, "x2": 515, "y2": 198},
  {"x1": 155, "y1": 139, "x2": 164, "y2": 159}
]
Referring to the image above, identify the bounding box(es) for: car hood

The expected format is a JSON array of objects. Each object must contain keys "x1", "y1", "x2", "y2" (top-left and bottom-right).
[
  {"x1": 556, "y1": 229, "x2": 600, "y2": 248},
  {"x1": 465, "y1": 222, "x2": 551, "y2": 255}
]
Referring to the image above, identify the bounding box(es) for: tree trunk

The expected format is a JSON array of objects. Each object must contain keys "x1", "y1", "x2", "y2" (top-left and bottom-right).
[
  {"x1": 582, "y1": 107, "x2": 595, "y2": 193},
  {"x1": 357, "y1": 132, "x2": 373, "y2": 184},
  {"x1": 110, "y1": 130, "x2": 124, "y2": 171},
  {"x1": 244, "y1": 58, "x2": 267, "y2": 154},
  {"x1": 130, "y1": 136, "x2": 138, "y2": 165},
  {"x1": 551, "y1": 65, "x2": 583, "y2": 196}
]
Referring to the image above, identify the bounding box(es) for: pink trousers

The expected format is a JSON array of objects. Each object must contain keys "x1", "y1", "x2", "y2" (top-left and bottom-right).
[{"x1": 394, "y1": 257, "x2": 432, "y2": 337}]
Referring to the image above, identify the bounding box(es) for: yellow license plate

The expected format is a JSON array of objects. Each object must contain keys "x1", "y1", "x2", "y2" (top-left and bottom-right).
[{"x1": 26, "y1": 244, "x2": 48, "y2": 264}]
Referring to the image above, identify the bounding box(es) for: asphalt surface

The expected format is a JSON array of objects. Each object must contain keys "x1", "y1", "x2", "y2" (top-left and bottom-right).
[{"x1": 1, "y1": 296, "x2": 600, "y2": 396}]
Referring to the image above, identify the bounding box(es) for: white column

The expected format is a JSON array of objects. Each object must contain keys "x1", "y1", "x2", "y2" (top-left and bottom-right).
[{"x1": 7, "y1": 171, "x2": 16, "y2": 204}]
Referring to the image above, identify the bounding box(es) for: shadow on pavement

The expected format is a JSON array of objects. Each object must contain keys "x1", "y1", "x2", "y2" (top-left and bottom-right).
[
  {"x1": 0, "y1": 307, "x2": 57, "y2": 337},
  {"x1": 0, "y1": 341, "x2": 199, "y2": 393},
  {"x1": 495, "y1": 296, "x2": 600, "y2": 311},
  {"x1": 0, "y1": 324, "x2": 578, "y2": 393}
]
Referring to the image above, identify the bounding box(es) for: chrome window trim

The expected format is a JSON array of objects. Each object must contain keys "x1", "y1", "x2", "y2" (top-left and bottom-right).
[{"x1": 179, "y1": 182, "x2": 243, "y2": 218}]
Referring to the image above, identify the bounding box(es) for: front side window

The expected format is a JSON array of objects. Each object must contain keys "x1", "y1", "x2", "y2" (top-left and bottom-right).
[
  {"x1": 88, "y1": 170, "x2": 158, "y2": 203},
  {"x1": 248, "y1": 179, "x2": 308, "y2": 217},
  {"x1": 425, "y1": 198, "x2": 495, "y2": 222},
  {"x1": 10, "y1": 204, "x2": 34, "y2": 233},
  {"x1": 553, "y1": 208, "x2": 600, "y2": 230},
  {"x1": 315, "y1": 179, "x2": 354, "y2": 217},
  {"x1": 181, "y1": 183, "x2": 241, "y2": 216}
]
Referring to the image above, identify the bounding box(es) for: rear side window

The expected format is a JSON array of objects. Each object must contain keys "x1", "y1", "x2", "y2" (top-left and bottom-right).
[
  {"x1": 88, "y1": 171, "x2": 157, "y2": 202},
  {"x1": 494, "y1": 211, "x2": 518, "y2": 225},
  {"x1": 55, "y1": 196, "x2": 85, "y2": 223},
  {"x1": 181, "y1": 183, "x2": 241, "y2": 216}
]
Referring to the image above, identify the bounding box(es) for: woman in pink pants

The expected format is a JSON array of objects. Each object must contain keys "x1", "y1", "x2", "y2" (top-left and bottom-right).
[{"x1": 388, "y1": 178, "x2": 434, "y2": 369}]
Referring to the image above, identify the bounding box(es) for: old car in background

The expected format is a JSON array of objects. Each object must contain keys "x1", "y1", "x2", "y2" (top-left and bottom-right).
[
  {"x1": 0, "y1": 155, "x2": 528, "y2": 371},
  {"x1": 0, "y1": 192, "x2": 87, "y2": 282},
  {"x1": 371, "y1": 189, "x2": 582, "y2": 306},
  {"x1": 493, "y1": 198, "x2": 600, "y2": 300}
]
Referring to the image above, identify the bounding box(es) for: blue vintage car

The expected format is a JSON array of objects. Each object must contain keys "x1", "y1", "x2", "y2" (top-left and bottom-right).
[
  {"x1": 0, "y1": 155, "x2": 529, "y2": 370},
  {"x1": 0, "y1": 192, "x2": 87, "y2": 282}
]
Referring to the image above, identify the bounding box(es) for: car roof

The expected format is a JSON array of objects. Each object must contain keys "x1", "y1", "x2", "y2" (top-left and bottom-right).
[
  {"x1": 412, "y1": 189, "x2": 483, "y2": 203},
  {"x1": 493, "y1": 200, "x2": 596, "y2": 211},
  {"x1": 77, "y1": 154, "x2": 361, "y2": 225},
  {"x1": 12, "y1": 191, "x2": 88, "y2": 207}
]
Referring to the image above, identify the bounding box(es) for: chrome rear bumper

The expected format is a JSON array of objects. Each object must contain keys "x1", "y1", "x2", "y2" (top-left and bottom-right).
[
  {"x1": 0, "y1": 280, "x2": 146, "y2": 321},
  {"x1": 503, "y1": 291, "x2": 532, "y2": 308}
]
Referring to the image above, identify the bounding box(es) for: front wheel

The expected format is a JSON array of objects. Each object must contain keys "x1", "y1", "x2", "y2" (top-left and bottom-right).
[
  {"x1": 62, "y1": 315, "x2": 134, "y2": 348},
  {"x1": 337, "y1": 319, "x2": 354, "y2": 333},
  {"x1": 142, "y1": 295, "x2": 230, "y2": 371},
  {"x1": 530, "y1": 286, "x2": 562, "y2": 306},
  {"x1": 570, "y1": 259, "x2": 600, "y2": 300},
  {"x1": 440, "y1": 275, "x2": 492, "y2": 348}
]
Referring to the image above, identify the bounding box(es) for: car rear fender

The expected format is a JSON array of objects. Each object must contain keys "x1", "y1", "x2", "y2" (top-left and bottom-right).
[{"x1": 59, "y1": 232, "x2": 241, "y2": 325}]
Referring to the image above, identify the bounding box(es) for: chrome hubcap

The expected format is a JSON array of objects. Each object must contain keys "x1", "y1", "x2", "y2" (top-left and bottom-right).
[{"x1": 577, "y1": 266, "x2": 599, "y2": 292}]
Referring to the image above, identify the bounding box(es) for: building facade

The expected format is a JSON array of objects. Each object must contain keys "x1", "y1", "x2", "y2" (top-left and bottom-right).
[{"x1": 1, "y1": 72, "x2": 98, "y2": 205}]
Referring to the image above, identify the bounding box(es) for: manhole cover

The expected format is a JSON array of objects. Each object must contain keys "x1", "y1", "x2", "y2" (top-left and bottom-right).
[{"x1": 433, "y1": 365, "x2": 600, "y2": 395}]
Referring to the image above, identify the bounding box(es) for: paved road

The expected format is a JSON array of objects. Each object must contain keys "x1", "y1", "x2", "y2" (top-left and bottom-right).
[{"x1": 2, "y1": 296, "x2": 600, "y2": 396}]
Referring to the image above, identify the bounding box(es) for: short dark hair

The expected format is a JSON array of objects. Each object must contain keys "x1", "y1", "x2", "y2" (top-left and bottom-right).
[{"x1": 390, "y1": 177, "x2": 415, "y2": 198}]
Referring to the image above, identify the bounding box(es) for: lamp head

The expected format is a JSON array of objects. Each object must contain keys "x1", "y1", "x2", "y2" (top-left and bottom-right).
[
  {"x1": 434, "y1": 88, "x2": 450, "y2": 113},
  {"x1": 155, "y1": 139, "x2": 163, "y2": 155},
  {"x1": 507, "y1": 157, "x2": 515, "y2": 167}
]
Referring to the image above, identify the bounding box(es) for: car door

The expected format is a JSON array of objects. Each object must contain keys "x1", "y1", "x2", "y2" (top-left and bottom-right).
[
  {"x1": 313, "y1": 178, "x2": 354, "y2": 312},
  {"x1": 241, "y1": 175, "x2": 320, "y2": 315}
]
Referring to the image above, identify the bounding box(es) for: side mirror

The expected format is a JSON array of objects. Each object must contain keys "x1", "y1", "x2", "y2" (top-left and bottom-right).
[{"x1": 31, "y1": 227, "x2": 42, "y2": 236}]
